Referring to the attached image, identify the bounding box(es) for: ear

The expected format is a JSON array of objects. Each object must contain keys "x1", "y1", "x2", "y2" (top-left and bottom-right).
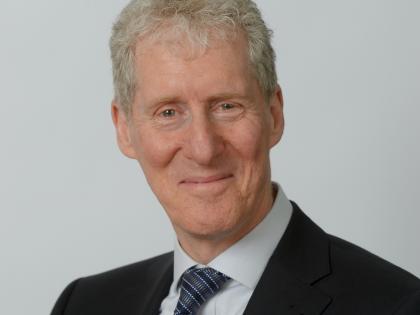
[
  {"x1": 111, "y1": 101, "x2": 137, "y2": 159},
  {"x1": 268, "y1": 84, "x2": 285, "y2": 148}
]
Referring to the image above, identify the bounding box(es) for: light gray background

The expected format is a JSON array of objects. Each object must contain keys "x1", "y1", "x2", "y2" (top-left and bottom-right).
[{"x1": 1, "y1": 1, "x2": 419, "y2": 314}]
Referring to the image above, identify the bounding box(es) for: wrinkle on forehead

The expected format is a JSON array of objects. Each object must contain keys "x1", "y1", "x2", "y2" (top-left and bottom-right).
[{"x1": 131, "y1": 29, "x2": 262, "y2": 113}]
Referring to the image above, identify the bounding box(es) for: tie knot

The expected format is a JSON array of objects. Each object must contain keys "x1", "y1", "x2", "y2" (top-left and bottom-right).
[{"x1": 174, "y1": 266, "x2": 231, "y2": 315}]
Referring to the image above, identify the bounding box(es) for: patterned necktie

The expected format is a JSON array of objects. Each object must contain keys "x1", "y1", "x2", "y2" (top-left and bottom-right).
[{"x1": 174, "y1": 266, "x2": 231, "y2": 315}]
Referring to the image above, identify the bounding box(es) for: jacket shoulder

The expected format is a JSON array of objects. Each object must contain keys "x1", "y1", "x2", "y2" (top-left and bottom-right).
[
  {"x1": 51, "y1": 252, "x2": 173, "y2": 315},
  {"x1": 328, "y1": 235, "x2": 419, "y2": 287},
  {"x1": 322, "y1": 235, "x2": 420, "y2": 313},
  {"x1": 79, "y1": 251, "x2": 173, "y2": 289}
]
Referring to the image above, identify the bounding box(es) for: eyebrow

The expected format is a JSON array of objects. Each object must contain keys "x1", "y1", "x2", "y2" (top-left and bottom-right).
[
  {"x1": 148, "y1": 92, "x2": 250, "y2": 108},
  {"x1": 206, "y1": 92, "x2": 251, "y2": 103},
  {"x1": 149, "y1": 96, "x2": 183, "y2": 107}
]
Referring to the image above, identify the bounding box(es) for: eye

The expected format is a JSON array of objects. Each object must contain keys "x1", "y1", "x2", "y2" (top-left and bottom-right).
[
  {"x1": 213, "y1": 102, "x2": 243, "y2": 120},
  {"x1": 159, "y1": 108, "x2": 176, "y2": 118},
  {"x1": 220, "y1": 103, "x2": 235, "y2": 110},
  {"x1": 154, "y1": 106, "x2": 186, "y2": 129}
]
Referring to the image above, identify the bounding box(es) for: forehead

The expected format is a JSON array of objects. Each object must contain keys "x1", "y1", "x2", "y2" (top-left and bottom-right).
[{"x1": 133, "y1": 32, "x2": 257, "y2": 103}]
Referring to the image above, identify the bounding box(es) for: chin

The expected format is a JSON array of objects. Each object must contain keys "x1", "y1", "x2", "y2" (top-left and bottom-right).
[
  {"x1": 183, "y1": 224, "x2": 234, "y2": 241},
  {"x1": 165, "y1": 196, "x2": 249, "y2": 239},
  {"x1": 177, "y1": 211, "x2": 244, "y2": 241}
]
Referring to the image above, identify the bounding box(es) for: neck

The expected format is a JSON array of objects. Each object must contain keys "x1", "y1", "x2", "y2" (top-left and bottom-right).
[{"x1": 176, "y1": 183, "x2": 276, "y2": 264}]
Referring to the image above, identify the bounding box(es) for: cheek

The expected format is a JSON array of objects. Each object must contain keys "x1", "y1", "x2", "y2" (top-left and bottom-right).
[
  {"x1": 132, "y1": 128, "x2": 178, "y2": 172},
  {"x1": 229, "y1": 119, "x2": 269, "y2": 161},
  {"x1": 227, "y1": 119, "x2": 271, "y2": 189}
]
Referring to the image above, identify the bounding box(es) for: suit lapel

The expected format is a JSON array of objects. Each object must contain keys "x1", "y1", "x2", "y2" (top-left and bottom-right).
[
  {"x1": 110, "y1": 253, "x2": 173, "y2": 315},
  {"x1": 139, "y1": 257, "x2": 173, "y2": 315},
  {"x1": 244, "y1": 202, "x2": 332, "y2": 315}
]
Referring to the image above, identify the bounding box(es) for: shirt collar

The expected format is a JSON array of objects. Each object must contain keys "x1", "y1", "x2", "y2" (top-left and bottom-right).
[{"x1": 173, "y1": 182, "x2": 293, "y2": 289}]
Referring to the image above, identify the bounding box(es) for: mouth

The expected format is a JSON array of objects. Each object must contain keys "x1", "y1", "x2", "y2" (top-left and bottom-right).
[{"x1": 180, "y1": 174, "x2": 233, "y2": 185}]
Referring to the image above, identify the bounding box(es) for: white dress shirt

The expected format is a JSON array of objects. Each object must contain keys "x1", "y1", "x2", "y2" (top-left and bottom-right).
[{"x1": 159, "y1": 183, "x2": 293, "y2": 315}]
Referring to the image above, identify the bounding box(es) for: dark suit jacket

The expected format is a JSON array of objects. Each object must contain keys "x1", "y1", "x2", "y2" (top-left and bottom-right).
[{"x1": 51, "y1": 202, "x2": 420, "y2": 314}]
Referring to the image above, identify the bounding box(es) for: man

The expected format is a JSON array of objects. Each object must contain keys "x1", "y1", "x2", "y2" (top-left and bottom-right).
[{"x1": 51, "y1": 0, "x2": 420, "y2": 314}]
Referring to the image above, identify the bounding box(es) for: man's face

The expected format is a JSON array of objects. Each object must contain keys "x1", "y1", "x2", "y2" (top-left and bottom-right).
[{"x1": 113, "y1": 33, "x2": 284, "y2": 245}]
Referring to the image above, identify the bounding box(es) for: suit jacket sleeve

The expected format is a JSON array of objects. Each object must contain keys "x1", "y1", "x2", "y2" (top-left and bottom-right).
[
  {"x1": 393, "y1": 290, "x2": 420, "y2": 315},
  {"x1": 50, "y1": 279, "x2": 80, "y2": 315}
]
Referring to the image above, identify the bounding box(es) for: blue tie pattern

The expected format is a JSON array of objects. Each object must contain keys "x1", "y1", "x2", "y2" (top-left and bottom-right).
[{"x1": 174, "y1": 266, "x2": 231, "y2": 315}]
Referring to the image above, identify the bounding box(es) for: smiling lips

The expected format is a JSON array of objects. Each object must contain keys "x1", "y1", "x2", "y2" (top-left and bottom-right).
[{"x1": 180, "y1": 174, "x2": 233, "y2": 185}]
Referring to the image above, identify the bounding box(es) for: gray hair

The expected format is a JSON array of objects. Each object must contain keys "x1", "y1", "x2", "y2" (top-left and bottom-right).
[{"x1": 110, "y1": 0, "x2": 277, "y2": 115}]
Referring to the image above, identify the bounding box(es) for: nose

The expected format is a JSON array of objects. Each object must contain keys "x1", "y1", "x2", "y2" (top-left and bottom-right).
[{"x1": 183, "y1": 113, "x2": 225, "y2": 165}]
